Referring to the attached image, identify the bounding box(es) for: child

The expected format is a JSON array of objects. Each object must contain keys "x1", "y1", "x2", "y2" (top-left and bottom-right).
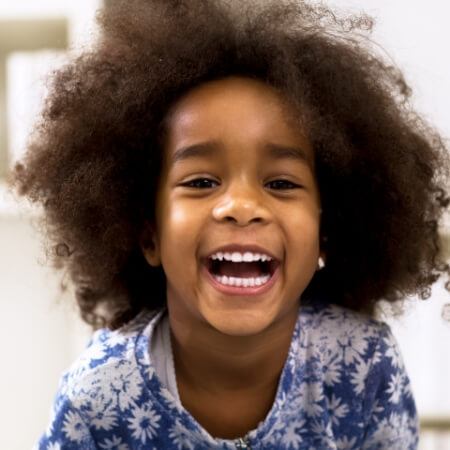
[{"x1": 10, "y1": 0, "x2": 450, "y2": 449}]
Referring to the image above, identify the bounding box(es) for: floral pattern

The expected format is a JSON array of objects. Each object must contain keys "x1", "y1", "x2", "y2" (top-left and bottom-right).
[{"x1": 35, "y1": 302, "x2": 418, "y2": 449}]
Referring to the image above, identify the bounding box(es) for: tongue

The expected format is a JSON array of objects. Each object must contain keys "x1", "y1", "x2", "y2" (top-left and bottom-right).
[{"x1": 217, "y1": 261, "x2": 264, "y2": 277}]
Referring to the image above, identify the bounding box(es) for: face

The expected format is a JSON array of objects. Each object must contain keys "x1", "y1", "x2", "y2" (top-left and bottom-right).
[{"x1": 142, "y1": 76, "x2": 322, "y2": 337}]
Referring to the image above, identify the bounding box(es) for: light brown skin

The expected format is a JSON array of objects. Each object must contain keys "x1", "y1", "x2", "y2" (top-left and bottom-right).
[{"x1": 142, "y1": 76, "x2": 324, "y2": 438}]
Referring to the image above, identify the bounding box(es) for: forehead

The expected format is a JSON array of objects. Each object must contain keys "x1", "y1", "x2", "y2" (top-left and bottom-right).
[
  {"x1": 166, "y1": 76, "x2": 300, "y2": 135},
  {"x1": 162, "y1": 76, "x2": 313, "y2": 166}
]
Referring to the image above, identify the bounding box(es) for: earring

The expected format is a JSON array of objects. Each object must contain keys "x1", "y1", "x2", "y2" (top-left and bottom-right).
[{"x1": 318, "y1": 256, "x2": 325, "y2": 270}]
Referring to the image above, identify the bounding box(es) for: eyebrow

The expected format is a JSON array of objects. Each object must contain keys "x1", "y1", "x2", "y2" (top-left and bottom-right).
[{"x1": 171, "y1": 141, "x2": 311, "y2": 166}]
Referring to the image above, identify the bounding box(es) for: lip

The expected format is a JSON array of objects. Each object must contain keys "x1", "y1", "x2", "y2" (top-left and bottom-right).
[
  {"x1": 203, "y1": 244, "x2": 280, "y2": 261},
  {"x1": 202, "y1": 262, "x2": 280, "y2": 297}
]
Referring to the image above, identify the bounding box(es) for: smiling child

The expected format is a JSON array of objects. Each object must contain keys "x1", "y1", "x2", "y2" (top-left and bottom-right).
[{"x1": 10, "y1": 0, "x2": 450, "y2": 449}]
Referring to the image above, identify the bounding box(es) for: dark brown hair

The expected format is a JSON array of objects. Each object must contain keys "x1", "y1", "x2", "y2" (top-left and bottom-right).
[{"x1": 9, "y1": 0, "x2": 450, "y2": 329}]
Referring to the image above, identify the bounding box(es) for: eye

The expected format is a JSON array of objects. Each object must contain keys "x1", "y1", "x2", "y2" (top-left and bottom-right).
[
  {"x1": 180, "y1": 178, "x2": 219, "y2": 189},
  {"x1": 179, "y1": 178, "x2": 301, "y2": 190},
  {"x1": 266, "y1": 179, "x2": 301, "y2": 190}
]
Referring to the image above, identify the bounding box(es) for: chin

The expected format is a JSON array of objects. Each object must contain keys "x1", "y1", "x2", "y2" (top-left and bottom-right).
[{"x1": 203, "y1": 309, "x2": 276, "y2": 337}]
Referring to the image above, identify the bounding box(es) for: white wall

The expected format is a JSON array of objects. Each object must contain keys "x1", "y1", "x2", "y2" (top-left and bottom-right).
[
  {"x1": 0, "y1": 1, "x2": 99, "y2": 448},
  {"x1": 327, "y1": 0, "x2": 450, "y2": 139},
  {"x1": 0, "y1": 212, "x2": 90, "y2": 450}
]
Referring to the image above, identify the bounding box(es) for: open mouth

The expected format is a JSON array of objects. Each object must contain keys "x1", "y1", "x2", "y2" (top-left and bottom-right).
[
  {"x1": 207, "y1": 258, "x2": 278, "y2": 277},
  {"x1": 205, "y1": 258, "x2": 279, "y2": 288}
]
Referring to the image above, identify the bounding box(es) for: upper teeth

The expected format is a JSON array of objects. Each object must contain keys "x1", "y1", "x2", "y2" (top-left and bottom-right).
[{"x1": 209, "y1": 251, "x2": 273, "y2": 262}]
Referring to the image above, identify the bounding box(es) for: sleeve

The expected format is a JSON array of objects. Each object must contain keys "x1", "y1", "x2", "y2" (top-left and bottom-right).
[
  {"x1": 33, "y1": 375, "x2": 98, "y2": 450},
  {"x1": 361, "y1": 323, "x2": 419, "y2": 450}
]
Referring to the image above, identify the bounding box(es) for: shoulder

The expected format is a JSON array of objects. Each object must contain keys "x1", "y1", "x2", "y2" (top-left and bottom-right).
[
  {"x1": 293, "y1": 302, "x2": 418, "y2": 449},
  {"x1": 36, "y1": 309, "x2": 166, "y2": 448},
  {"x1": 59, "y1": 309, "x2": 161, "y2": 403},
  {"x1": 297, "y1": 301, "x2": 406, "y2": 394},
  {"x1": 299, "y1": 301, "x2": 392, "y2": 352}
]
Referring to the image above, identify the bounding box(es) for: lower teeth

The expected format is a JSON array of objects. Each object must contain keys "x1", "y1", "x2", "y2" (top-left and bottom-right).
[{"x1": 213, "y1": 274, "x2": 271, "y2": 287}]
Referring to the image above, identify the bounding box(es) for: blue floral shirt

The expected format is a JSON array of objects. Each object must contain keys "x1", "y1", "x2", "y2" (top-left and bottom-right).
[{"x1": 35, "y1": 302, "x2": 418, "y2": 449}]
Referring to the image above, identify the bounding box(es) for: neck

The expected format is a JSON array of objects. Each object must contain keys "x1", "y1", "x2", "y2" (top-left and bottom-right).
[{"x1": 168, "y1": 305, "x2": 299, "y2": 395}]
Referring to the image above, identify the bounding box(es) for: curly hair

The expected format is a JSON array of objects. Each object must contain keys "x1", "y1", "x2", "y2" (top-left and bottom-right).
[{"x1": 9, "y1": 0, "x2": 450, "y2": 329}]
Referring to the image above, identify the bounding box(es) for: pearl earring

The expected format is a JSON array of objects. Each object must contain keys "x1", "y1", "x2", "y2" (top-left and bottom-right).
[{"x1": 318, "y1": 256, "x2": 325, "y2": 270}]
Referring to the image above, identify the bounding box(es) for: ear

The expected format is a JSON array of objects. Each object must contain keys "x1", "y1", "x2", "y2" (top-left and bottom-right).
[{"x1": 140, "y1": 221, "x2": 161, "y2": 267}]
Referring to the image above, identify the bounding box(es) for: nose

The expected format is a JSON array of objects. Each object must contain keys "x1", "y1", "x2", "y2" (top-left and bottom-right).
[{"x1": 212, "y1": 180, "x2": 270, "y2": 226}]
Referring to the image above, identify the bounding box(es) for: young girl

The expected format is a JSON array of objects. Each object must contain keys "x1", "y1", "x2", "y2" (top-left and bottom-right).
[{"x1": 11, "y1": 0, "x2": 449, "y2": 449}]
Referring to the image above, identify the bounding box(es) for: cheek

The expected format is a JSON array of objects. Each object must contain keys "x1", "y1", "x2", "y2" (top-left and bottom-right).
[
  {"x1": 169, "y1": 204, "x2": 193, "y2": 229},
  {"x1": 158, "y1": 196, "x2": 204, "y2": 253},
  {"x1": 289, "y1": 205, "x2": 320, "y2": 238},
  {"x1": 284, "y1": 210, "x2": 321, "y2": 262}
]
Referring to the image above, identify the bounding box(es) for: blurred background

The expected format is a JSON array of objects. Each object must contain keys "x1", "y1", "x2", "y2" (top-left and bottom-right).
[{"x1": 0, "y1": 0, "x2": 449, "y2": 448}]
